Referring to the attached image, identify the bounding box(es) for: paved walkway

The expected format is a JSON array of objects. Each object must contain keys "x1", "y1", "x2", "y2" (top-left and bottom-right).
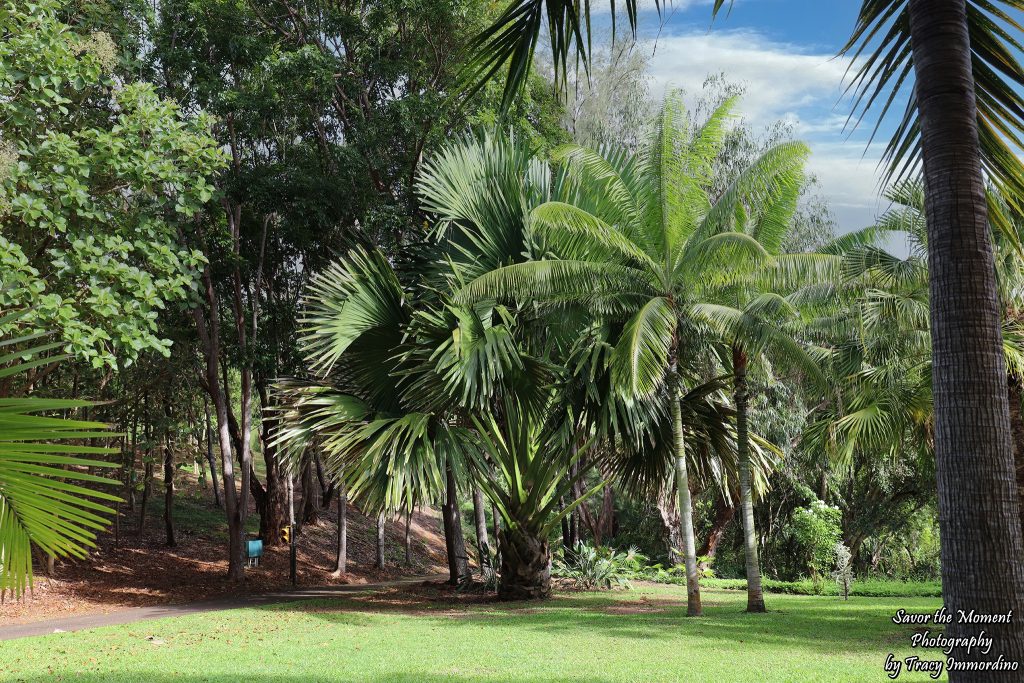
[{"x1": 0, "y1": 574, "x2": 447, "y2": 642}]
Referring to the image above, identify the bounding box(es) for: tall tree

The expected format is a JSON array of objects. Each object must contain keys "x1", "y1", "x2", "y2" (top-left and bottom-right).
[{"x1": 904, "y1": 4, "x2": 1024, "y2": 662}]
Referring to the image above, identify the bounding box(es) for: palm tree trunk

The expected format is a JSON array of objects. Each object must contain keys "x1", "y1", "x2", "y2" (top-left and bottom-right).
[
  {"x1": 733, "y1": 345, "x2": 764, "y2": 612},
  {"x1": 669, "y1": 358, "x2": 702, "y2": 617},
  {"x1": 498, "y1": 526, "x2": 550, "y2": 600},
  {"x1": 909, "y1": 0, "x2": 1024, "y2": 668}
]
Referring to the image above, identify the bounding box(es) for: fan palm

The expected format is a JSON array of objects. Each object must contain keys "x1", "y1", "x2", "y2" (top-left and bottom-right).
[
  {"x1": 275, "y1": 133, "x2": 606, "y2": 595},
  {"x1": 0, "y1": 313, "x2": 118, "y2": 599},
  {"x1": 469, "y1": 396, "x2": 604, "y2": 599},
  {"x1": 459, "y1": 93, "x2": 808, "y2": 615},
  {"x1": 805, "y1": 181, "x2": 1024, "y2": 512}
]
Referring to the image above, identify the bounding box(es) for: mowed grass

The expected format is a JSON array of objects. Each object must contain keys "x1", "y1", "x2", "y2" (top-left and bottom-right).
[{"x1": 0, "y1": 584, "x2": 945, "y2": 682}]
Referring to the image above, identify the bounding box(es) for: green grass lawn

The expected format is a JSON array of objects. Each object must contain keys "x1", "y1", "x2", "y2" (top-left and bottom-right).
[{"x1": 0, "y1": 584, "x2": 946, "y2": 682}]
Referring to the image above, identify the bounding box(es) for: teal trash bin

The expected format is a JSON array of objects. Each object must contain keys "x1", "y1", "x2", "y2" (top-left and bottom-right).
[{"x1": 245, "y1": 539, "x2": 263, "y2": 567}]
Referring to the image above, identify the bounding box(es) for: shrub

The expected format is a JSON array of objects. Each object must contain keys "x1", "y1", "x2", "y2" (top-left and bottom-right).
[
  {"x1": 553, "y1": 543, "x2": 648, "y2": 590},
  {"x1": 788, "y1": 500, "x2": 843, "y2": 592}
]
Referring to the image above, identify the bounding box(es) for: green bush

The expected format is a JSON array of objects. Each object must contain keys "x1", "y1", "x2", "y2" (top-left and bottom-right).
[
  {"x1": 788, "y1": 500, "x2": 843, "y2": 592},
  {"x1": 553, "y1": 543, "x2": 648, "y2": 590}
]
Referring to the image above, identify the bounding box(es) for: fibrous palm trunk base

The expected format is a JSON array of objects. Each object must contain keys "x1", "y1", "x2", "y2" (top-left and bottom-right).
[{"x1": 498, "y1": 529, "x2": 550, "y2": 600}]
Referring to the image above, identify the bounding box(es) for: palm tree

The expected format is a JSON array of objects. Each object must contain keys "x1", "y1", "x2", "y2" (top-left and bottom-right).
[
  {"x1": 695, "y1": 295, "x2": 823, "y2": 612},
  {"x1": 469, "y1": 0, "x2": 1024, "y2": 656},
  {"x1": 275, "y1": 133, "x2": 609, "y2": 596},
  {"x1": 470, "y1": 397, "x2": 603, "y2": 599},
  {"x1": 810, "y1": 180, "x2": 1024, "y2": 536},
  {"x1": 0, "y1": 312, "x2": 118, "y2": 598},
  {"x1": 460, "y1": 93, "x2": 808, "y2": 615},
  {"x1": 272, "y1": 246, "x2": 478, "y2": 585}
]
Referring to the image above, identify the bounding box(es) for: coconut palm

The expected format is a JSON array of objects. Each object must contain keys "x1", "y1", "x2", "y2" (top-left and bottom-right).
[
  {"x1": 459, "y1": 93, "x2": 808, "y2": 615},
  {"x1": 0, "y1": 312, "x2": 118, "y2": 598}
]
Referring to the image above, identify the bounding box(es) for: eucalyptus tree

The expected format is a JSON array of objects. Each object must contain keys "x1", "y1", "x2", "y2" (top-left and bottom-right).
[{"x1": 460, "y1": 93, "x2": 807, "y2": 615}]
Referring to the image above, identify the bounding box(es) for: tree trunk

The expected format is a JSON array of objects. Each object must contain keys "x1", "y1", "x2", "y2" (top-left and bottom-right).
[
  {"x1": 1007, "y1": 373, "x2": 1024, "y2": 538},
  {"x1": 568, "y1": 462, "x2": 581, "y2": 548},
  {"x1": 669, "y1": 356, "x2": 702, "y2": 616},
  {"x1": 300, "y1": 460, "x2": 319, "y2": 527},
  {"x1": 138, "y1": 401, "x2": 153, "y2": 536},
  {"x1": 472, "y1": 487, "x2": 491, "y2": 570},
  {"x1": 138, "y1": 460, "x2": 152, "y2": 535},
  {"x1": 697, "y1": 494, "x2": 735, "y2": 564},
  {"x1": 193, "y1": 265, "x2": 244, "y2": 581},
  {"x1": 315, "y1": 454, "x2": 336, "y2": 508},
  {"x1": 332, "y1": 481, "x2": 347, "y2": 576},
  {"x1": 598, "y1": 485, "x2": 616, "y2": 543},
  {"x1": 203, "y1": 399, "x2": 222, "y2": 508},
  {"x1": 441, "y1": 462, "x2": 470, "y2": 584},
  {"x1": 126, "y1": 404, "x2": 138, "y2": 512},
  {"x1": 909, "y1": 0, "x2": 1024, "y2": 668},
  {"x1": 163, "y1": 399, "x2": 176, "y2": 548},
  {"x1": 404, "y1": 508, "x2": 413, "y2": 566},
  {"x1": 492, "y1": 502, "x2": 502, "y2": 567},
  {"x1": 257, "y1": 385, "x2": 287, "y2": 545},
  {"x1": 498, "y1": 527, "x2": 550, "y2": 600},
  {"x1": 375, "y1": 512, "x2": 385, "y2": 569},
  {"x1": 560, "y1": 497, "x2": 571, "y2": 549},
  {"x1": 657, "y1": 488, "x2": 685, "y2": 565},
  {"x1": 733, "y1": 345, "x2": 764, "y2": 612}
]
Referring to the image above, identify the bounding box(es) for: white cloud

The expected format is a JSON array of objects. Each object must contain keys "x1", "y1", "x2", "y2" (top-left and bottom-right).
[
  {"x1": 633, "y1": 29, "x2": 890, "y2": 234},
  {"x1": 642, "y1": 30, "x2": 852, "y2": 129}
]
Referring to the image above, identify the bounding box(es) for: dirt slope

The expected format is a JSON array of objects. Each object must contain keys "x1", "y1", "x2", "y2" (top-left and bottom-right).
[{"x1": 0, "y1": 473, "x2": 449, "y2": 624}]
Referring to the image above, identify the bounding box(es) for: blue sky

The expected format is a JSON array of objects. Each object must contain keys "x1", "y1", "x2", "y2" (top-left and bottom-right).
[{"x1": 602, "y1": 0, "x2": 895, "y2": 236}]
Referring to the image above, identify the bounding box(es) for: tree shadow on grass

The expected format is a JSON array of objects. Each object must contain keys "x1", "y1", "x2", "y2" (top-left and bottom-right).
[{"x1": 263, "y1": 589, "x2": 927, "y2": 657}]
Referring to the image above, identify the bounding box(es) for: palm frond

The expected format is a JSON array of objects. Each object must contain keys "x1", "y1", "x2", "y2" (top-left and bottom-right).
[{"x1": 0, "y1": 332, "x2": 118, "y2": 599}]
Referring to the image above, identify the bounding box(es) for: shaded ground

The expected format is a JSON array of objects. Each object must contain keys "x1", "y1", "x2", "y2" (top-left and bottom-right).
[
  {"x1": 0, "y1": 576, "x2": 446, "y2": 641},
  {"x1": 0, "y1": 473, "x2": 448, "y2": 625},
  {"x1": 0, "y1": 584, "x2": 948, "y2": 682}
]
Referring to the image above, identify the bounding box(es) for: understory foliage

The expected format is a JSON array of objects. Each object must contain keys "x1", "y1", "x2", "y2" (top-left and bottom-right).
[
  {"x1": 0, "y1": 1, "x2": 224, "y2": 368},
  {"x1": 554, "y1": 542, "x2": 647, "y2": 590}
]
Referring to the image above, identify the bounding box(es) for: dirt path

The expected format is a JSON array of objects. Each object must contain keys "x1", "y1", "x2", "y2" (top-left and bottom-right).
[{"x1": 0, "y1": 574, "x2": 447, "y2": 642}]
